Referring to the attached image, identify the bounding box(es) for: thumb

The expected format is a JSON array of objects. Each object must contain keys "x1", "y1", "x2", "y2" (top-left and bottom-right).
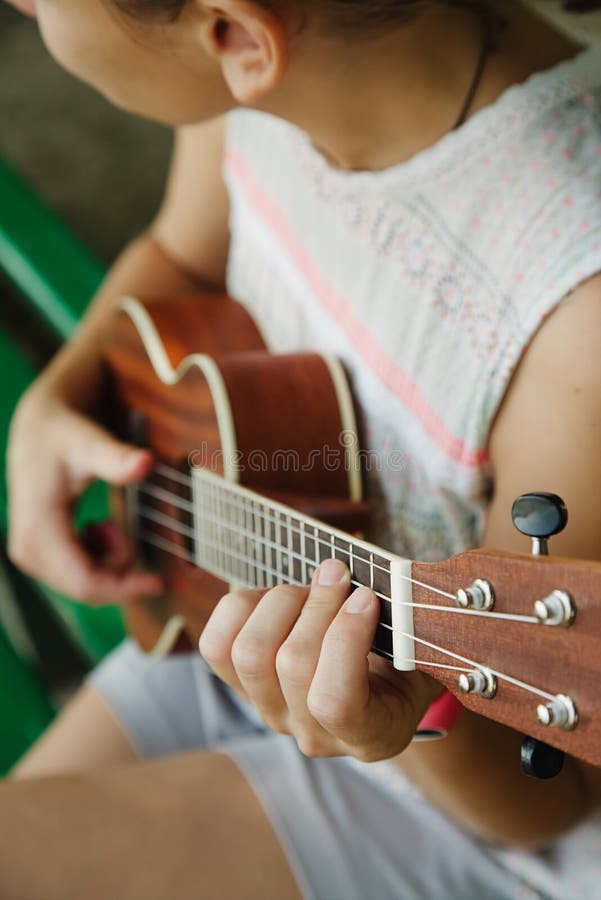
[{"x1": 67, "y1": 416, "x2": 154, "y2": 486}]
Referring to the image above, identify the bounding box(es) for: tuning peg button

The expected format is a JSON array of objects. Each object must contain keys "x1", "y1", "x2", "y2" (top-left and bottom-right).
[
  {"x1": 521, "y1": 736, "x2": 565, "y2": 779},
  {"x1": 536, "y1": 694, "x2": 578, "y2": 731},
  {"x1": 511, "y1": 493, "x2": 568, "y2": 555},
  {"x1": 455, "y1": 579, "x2": 494, "y2": 611},
  {"x1": 458, "y1": 667, "x2": 497, "y2": 699},
  {"x1": 534, "y1": 589, "x2": 575, "y2": 627}
]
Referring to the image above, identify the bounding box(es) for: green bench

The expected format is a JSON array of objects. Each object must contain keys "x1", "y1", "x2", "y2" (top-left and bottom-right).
[{"x1": 0, "y1": 157, "x2": 126, "y2": 773}]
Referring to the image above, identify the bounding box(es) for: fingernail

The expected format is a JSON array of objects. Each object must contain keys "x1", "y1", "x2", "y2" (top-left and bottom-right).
[
  {"x1": 318, "y1": 558, "x2": 349, "y2": 586},
  {"x1": 344, "y1": 587, "x2": 373, "y2": 614},
  {"x1": 127, "y1": 448, "x2": 151, "y2": 468}
]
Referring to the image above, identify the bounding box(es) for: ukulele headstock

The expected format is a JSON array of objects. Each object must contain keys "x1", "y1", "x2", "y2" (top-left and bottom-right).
[{"x1": 410, "y1": 494, "x2": 601, "y2": 770}]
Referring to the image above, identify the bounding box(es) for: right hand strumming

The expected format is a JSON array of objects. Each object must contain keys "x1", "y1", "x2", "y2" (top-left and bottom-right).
[{"x1": 7, "y1": 387, "x2": 164, "y2": 605}]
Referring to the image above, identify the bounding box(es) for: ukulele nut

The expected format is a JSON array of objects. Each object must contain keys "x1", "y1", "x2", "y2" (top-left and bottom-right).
[
  {"x1": 536, "y1": 694, "x2": 578, "y2": 731},
  {"x1": 533, "y1": 590, "x2": 575, "y2": 627},
  {"x1": 456, "y1": 579, "x2": 494, "y2": 611},
  {"x1": 458, "y1": 666, "x2": 497, "y2": 699}
]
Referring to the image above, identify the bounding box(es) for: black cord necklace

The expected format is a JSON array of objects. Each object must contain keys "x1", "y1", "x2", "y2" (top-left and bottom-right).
[{"x1": 452, "y1": 12, "x2": 501, "y2": 131}]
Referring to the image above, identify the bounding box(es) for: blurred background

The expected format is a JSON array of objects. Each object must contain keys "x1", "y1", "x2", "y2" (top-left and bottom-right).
[
  {"x1": 0, "y1": 2, "x2": 173, "y2": 772},
  {"x1": 0, "y1": 0, "x2": 599, "y2": 774},
  {"x1": 0, "y1": 4, "x2": 171, "y2": 264}
]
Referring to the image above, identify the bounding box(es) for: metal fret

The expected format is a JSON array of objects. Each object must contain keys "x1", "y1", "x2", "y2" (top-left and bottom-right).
[
  {"x1": 253, "y1": 498, "x2": 263, "y2": 588},
  {"x1": 254, "y1": 497, "x2": 263, "y2": 587},
  {"x1": 207, "y1": 481, "x2": 215, "y2": 572},
  {"x1": 300, "y1": 520, "x2": 307, "y2": 584},
  {"x1": 266, "y1": 504, "x2": 276, "y2": 586},
  {"x1": 333, "y1": 534, "x2": 351, "y2": 570},
  {"x1": 217, "y1": 484, "x2": 225, "y2": 577},
  {"x1": 291, "y1": 514, "x2": 303, "y2": 584},
  {"x1": 244, "y1": 493, "x2": 254, "y2": 587},
  {"x1": 286, "y1": 514, "x2": 294, "y2": 582}
]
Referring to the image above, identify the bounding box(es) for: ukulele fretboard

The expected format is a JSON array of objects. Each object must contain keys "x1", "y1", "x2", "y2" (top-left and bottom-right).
[{"x1": 131, "y1": 463, "x2": 400, "y2": 659}]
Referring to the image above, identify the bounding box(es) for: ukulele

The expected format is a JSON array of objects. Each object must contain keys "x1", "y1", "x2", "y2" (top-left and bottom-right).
[{"x1": 103, "y1": 293, "x2": 601, "y2": 773}]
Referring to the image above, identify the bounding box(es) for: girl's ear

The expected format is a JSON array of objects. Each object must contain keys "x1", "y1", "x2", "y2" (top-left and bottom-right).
[{"x1": 197, "y1": 0, "x2": 289, "y2": 103}]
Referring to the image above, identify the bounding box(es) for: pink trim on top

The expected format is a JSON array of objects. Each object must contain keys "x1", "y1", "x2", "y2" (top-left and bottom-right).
[{"x1": 225, "y1": 148, "x2": 488, "y2": 469}]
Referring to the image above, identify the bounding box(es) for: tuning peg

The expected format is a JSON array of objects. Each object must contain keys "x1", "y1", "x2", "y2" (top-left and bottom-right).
[
  {"x1": 513, "y1": 494, "x2": 569, "y2": 778},
  {"x1": 521, "y1": 736, "x2": 565, "y2": 779},
  {"x1": 511, "y1": 493, "x2": 568, "y2": 556}
]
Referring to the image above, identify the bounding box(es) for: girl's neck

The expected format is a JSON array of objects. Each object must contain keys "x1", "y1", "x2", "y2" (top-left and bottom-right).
[{"x1": 259, "y1": 2, "x2": 584, "y2": 173}]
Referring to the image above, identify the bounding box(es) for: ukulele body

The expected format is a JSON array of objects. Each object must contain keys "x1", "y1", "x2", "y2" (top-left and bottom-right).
[{"x1": 104, "y1": 293, "x2": 368, "y2": 653}]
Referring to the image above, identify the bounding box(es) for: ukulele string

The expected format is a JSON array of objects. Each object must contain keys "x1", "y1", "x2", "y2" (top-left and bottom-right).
[
  {"x1": 135, "y1": 493, "x2": 539, "y2": 626},
  {"x1": 138, "y1": 479, "x2": 440, "y2": 587},
  {"x1": 139, "y1": 482, "x2": 397, "y2": 578},
  {"x1": 375, "y1": 631, "x2": 557, "y2": 703},
  {"x1": 135, "y1": 528, "x2": 558, "y2": 705}
]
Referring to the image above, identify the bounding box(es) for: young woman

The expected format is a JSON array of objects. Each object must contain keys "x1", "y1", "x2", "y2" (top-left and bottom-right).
[{"x1": 4, "y1": 1, "x2": 601, "y2": 897}]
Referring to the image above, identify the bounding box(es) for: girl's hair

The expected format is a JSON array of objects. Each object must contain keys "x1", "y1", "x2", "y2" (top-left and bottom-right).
[{"x1": 114, "y1": 0, "x2": 601, "y2": 28}]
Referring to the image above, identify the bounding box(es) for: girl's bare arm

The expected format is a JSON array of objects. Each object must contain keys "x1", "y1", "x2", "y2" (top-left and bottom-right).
[
  {"x1": 398, "y1": 273, "x2": 601, "y2": 846},
  {"x1": 8, "y1": 115, "x2": 231, "y2": 603}
]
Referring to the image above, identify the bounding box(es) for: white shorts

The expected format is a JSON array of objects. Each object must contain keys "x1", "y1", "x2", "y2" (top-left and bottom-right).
[{"x1": 88, "y1": 640, "x2": 583, "y2": 900}]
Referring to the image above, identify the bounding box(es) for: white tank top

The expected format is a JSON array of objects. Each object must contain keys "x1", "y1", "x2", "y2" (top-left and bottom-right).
[
  {"x1": 223, "y1": 48, "x2": 601, "y2": 567},
  {"x1": 222, "y1": 47, "x2": 601, "y2": 897}
]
